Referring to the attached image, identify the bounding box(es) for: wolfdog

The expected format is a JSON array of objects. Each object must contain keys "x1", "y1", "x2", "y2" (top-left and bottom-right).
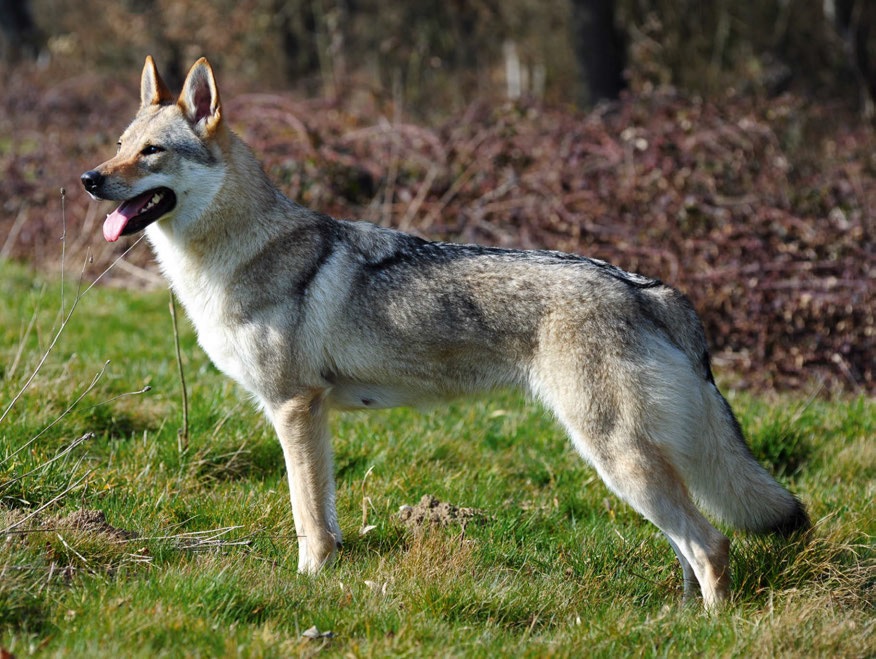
[{"x1": 81, "y1": 56, "x2": 808, "y2": 610}]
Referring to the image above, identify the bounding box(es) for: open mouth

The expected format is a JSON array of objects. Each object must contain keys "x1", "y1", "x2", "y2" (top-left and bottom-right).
[{"x1": 103, "y1": 188, "x2": 176, "y2": 242}]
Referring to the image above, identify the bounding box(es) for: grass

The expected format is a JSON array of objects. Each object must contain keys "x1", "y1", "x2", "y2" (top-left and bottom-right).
[{"x1": 0, "y1": 259, "x2": 873, "y2": 657}]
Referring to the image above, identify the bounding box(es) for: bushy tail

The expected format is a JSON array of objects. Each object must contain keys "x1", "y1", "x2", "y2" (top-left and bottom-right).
[{"x1": 687, "y1": 388, "x2": 810, "y2": 536}]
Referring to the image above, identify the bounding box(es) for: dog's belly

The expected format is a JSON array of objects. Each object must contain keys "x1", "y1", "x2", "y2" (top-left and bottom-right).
[{"x1": 325, "y1": 381, "x2": 438, "y2": 410}]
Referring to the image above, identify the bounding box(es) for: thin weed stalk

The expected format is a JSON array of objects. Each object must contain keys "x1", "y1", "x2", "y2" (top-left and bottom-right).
[{"x1": 169, "y1": 290, "x2": 189, "y2": 453}]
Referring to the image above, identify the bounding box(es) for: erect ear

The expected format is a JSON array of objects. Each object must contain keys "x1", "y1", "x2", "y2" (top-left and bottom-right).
[
  {"x1": 140, "y1": 55, "x2": 173, "y2": 107},
  {"x1": 178, "y1": 57, "x2": 222, "y2": 135}
]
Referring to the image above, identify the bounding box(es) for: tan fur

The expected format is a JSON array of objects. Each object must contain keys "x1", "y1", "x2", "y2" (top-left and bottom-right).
[{"x1": 273, "y1": 392, "x2": 341, "y2": 572}]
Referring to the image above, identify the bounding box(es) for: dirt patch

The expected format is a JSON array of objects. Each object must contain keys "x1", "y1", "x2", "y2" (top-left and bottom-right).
[
  {"x1": 0, "y1": 508, "x2": 32, "y2": 539},
  {"x1": 50, "y1": 509, "x2": 137, "y2": 540},
  {"x1": 3, "y1": 507, "x2": 137, "y2": 545},
  {"x1": 397, "y1": 494, "x2": 487, "y2": 531}
]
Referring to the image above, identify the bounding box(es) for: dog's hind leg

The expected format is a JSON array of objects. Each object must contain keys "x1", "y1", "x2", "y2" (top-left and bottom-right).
[
  {"x1": 574, "y1": 430, "x2": 731, "y2": 611},
  {"x1": 531, "y1": 323, "x2": 732, "y2": 610},
  {"x1": 536, "y1": 369, "x2": 730, "y2": 610},
  {"x1": 272, "y1": 391, "x2": 342, "y2": 574},
  {"x1": 666, "y1": 536, "x2": 700, "y2": 605}
]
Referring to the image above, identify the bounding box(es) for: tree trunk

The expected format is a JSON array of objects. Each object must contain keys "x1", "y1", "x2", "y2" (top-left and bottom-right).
[
  {"x1": 569, "y1": 0, "x2": 627, "y2": 105},
  {"x1": 0, "y1": 0, "x2": 41, "y2": 62}
]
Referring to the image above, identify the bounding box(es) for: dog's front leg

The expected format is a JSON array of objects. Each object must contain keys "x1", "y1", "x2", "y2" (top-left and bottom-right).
[{"x1": 272, "y1": 391, "x2": 341, "y2": 573}]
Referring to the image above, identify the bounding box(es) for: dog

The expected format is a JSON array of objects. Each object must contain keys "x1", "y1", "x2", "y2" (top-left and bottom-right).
[{"x1": 81, "y1": 56, "x2": 809, "y2": 611}]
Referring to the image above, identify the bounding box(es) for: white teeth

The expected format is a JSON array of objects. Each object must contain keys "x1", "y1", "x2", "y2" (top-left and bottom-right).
[{"x1": 141, "y1": 191, "x2": 163, "y2": 213}]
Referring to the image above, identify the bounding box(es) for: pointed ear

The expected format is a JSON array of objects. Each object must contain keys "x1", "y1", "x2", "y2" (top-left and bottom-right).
[
  {"x1": 140, "y1": 55, "x2": 173, "y2": 107},
  {"x1": 178, "y1": 57, "x2": 222, "y2": 134}
]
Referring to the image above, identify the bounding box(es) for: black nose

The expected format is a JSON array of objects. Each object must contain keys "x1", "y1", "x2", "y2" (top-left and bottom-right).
[{"x1": 80, "y1": 170, "x2": 103, "y2": 194}]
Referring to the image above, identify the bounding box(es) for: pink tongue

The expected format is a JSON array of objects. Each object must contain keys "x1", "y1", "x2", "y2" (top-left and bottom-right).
[
  {"x1": 102, "y1": 192, "x2": 152, "y2": 242},
  {"x1": 103, "y1": 208, "x2": 130, "y2": 242}
]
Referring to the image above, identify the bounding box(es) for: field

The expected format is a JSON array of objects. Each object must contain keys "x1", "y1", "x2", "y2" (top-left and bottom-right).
[{"x1": 0, "y1": 259, "x2": 872, "y2": 657}]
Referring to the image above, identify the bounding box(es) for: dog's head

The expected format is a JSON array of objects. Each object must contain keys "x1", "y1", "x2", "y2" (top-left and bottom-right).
[{"x1": 81, "y1": 56, "x2": 225, "y2": 242}]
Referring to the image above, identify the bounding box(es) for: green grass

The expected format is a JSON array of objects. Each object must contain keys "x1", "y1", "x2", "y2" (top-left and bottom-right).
[{"x1": 1, "y1": 260, "x2": 873, "y2": 657}]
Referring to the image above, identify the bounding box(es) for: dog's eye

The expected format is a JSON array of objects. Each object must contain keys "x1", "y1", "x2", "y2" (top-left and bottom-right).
[{"x1": 140, "y1": 145, "x2": 165, "y2": 156}]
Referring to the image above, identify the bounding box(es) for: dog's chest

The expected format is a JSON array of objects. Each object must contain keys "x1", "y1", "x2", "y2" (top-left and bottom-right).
[
  {"x1": 170, "y1": 273, "x2": 264, "y2": 394},
  {"x1": 192, "y1": 307, "x2": 245, "y2": 376},
  {"x1": 148, "y1": 233, "x2": 260, "y2": 389}
]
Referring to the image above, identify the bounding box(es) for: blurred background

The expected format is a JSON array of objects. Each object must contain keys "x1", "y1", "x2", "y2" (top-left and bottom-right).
[
  {"x1": 2, "y1": 0, "x2": 875, "y2": 114},
  {"x1": 0, "y1": 0, "x2": 873, "y2": 393}
]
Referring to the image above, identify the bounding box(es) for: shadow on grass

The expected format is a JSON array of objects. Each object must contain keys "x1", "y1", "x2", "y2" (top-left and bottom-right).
[{"x1": 190, "y1": 440, "x2": 285, "y2": 483}]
